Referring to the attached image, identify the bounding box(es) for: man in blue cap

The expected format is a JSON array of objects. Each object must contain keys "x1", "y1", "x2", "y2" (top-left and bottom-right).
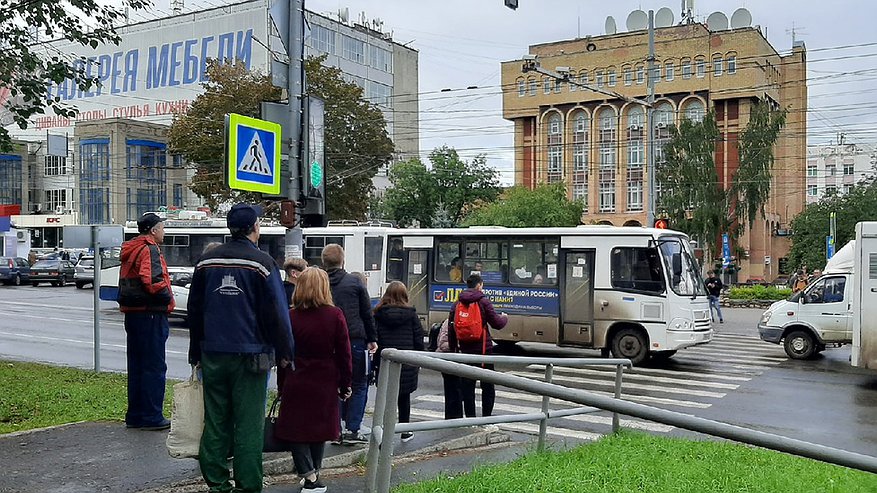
[{"x1": 187, "y1": 204, "x2": 295, "y2": 493}]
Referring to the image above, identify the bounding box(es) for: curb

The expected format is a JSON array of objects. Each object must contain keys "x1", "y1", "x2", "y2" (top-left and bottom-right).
[{"x1": 263, "y1": 425, "x2": 508, "y2": 476}]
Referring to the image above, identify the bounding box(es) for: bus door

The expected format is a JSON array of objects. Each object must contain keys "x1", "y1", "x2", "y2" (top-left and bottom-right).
[
  {"x1": 559, "y1": 249, "x2": 596, "y2": 346},
  {"x1": 405, "y1": 249, "x2": 431, "y2": 327}
]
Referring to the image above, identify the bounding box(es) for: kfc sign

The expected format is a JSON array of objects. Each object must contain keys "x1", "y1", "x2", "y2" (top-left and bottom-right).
[{"x1": 46, "y1": 217, "x2": 61, "y2": 224}]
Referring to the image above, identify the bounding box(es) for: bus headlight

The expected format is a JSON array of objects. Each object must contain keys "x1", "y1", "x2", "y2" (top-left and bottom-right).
[{"x1": 760, "y1": 311, "x2": 772, "y2": 325}]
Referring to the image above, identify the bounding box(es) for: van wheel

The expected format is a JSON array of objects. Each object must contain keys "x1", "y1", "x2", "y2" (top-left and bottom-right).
[
  {"x1": 784, "y1": 330, "x2": 817, "y2": 360},
  {"x1": 611, "y1": 327, "x2": 649, "y2": 365},
  {"x1": 58, "y1": 276, "x2": 66, "y2": 287},
  {"x1": 12, "y1": 274, "x2": 20, "y2": 286}
]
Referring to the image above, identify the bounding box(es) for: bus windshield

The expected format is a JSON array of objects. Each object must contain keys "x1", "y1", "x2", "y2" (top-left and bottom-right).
[{"x1": 658, "y1": 237, "x2": 706, "y2": 297}]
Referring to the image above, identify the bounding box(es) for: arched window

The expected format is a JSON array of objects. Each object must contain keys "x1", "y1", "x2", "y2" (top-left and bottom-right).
[
  {"x1": 664, "y1": 60, "x2": 675, "y2": 81},
  {"x1": 547, "y1": 113, "x2": 563, "y2": 183},
  {"x1": 713, "y1": 55, "x2": 723, "y2": 76},
  {"x1": 727, "y1": 54, "x2": 737, "y2": 74},
  {"x1": 516, "y1": 77, "x2": 526, "y2": 97},
  {"x1": 681, "y1": 57, "x2": 692, "y2": 79},
  {"x1": 695, "y1": 56, "x2": 706, "y2": 78},
  {"x1": 527, "y1": 76, "x2": 537, "y2": 96},
  {"x1": 626, "y1": 107, "x2": 644, "y2": 211},
  {"x1": 571, "y1": 111, "x2": 590, "y2": 210},
  {"x1": 684, "y1": 100, "x2": 705, "y2": 122},
  {"x1": 598, "y1": 107, "x2": 617, "y2": 213}
]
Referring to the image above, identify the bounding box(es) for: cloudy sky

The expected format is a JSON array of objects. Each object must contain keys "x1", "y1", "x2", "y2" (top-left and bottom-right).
[{"x1": 142, "y1": 0, "x2": 877, "y2": 182}]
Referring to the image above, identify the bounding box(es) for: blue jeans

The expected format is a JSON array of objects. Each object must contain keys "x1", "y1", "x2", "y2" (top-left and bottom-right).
[
  {"x1": 708, "y1": 295, "x2": 723, "y2": 322},
  {"x1": 124, "y1": 312, "x2": 169, "y2": 427},
  {"x1": 341, "y1": 339, "x2": 368, "y2": 433}
]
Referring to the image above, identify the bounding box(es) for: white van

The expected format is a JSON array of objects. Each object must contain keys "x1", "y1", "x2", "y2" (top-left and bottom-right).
[{"x1": 758, "y1": 242, "x2": 854, "y2": 359}]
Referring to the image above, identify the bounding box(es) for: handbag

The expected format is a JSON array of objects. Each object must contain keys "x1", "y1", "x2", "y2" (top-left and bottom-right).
[
  {"x1": 166, "y1": 367, "x2": 204, "y2": 459},
  {"x1": 263, "y1": 396, "x2": 294, "y2": 452}
]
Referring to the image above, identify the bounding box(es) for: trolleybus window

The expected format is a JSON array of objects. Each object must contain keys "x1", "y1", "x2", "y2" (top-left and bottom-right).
[
  {"x1": 509, "y1": 241, "x2": 558, "y2": 285},
  {"x1": 610, "y1": 247, "x2": 664, "y2": 294},
  {"x1": 435, "y1": 240, "x2": 463, "y2": 282},
  {"x1": 364, "y1": 237, "x2": 383, "y2": 271},
  {"x1": 463, "y1": 240, "x2": 507, "y2": 283},
  {"x1": 386, "y1": 237, "x2": 403, "y2": 281},
  {"x1": 304, "y1": 236, "x2": 345, "y2": 268}
]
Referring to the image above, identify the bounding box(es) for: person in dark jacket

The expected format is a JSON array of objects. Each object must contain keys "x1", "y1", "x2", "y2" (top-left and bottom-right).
[
  {"x1": 276, "y1": 267, "x2": 352, "y2": 492},
  {"x1": 187, "y1": 204, "x2": 295, "y2": 493},
  {"x1": 118, "y1": 212, "x2": 175, "y2": 431},
  {"x1": 448, "y1": 273, "x2": 508, "y2": 418},
  {"x1": 283, "y1": 257, "x2": 308, "y2": 308},
  {"x1": 322, "y1": 244, "x2": 377, "y2": 444},
  {"x1": 374, "y1": 281, "x2": 424, "y2": 442},
  {"x1": 705, "y1": 271, "x2": 724, "y2": 323}
]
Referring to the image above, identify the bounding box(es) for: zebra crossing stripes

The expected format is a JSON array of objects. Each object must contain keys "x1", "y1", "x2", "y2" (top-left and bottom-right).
[
  {"x1": 530, "y1": 365, "x2": 741, "y2": 390},
  {"x1": 508, "y1": 371, "x2": 728, "y2": 398}
]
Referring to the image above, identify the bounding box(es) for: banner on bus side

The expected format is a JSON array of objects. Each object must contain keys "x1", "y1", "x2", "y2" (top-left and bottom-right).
[{"x1": 430, "y1": 284, "x2": 560, "y2": 317}]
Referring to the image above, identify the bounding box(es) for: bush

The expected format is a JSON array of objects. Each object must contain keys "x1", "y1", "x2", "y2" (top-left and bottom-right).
[{"x1": 728, "y1": 285, "x2": 792, "y2": 300}]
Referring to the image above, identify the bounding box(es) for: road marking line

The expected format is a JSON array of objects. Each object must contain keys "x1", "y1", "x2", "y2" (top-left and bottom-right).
[
  {"x1": 689, "y1": 349, "x2": 786, "y2": 362},
  {"x1": 526, "y1": 365, "x2": 740, "y2": 390},
  {"x1": 408, "y1": 408, "x2": 602, "y2": 441},
  {"x1": 672, "y1": 354, "x2": 777, "y2": 369},
  {"x1": 508, "y1": 371, "x2": 727, "y2": 398},
  {"x1": 625, "y1": 366, "x2": 752, "y2": 382},
  {"x1": 0, "y1": 300, "x2": 98, "y2": 312},
  {"x1": 0, "y1": 312, "x2": 125, "y2": 327},
  {"x1": 0, "y1": 330, "x2": 186, "y2": 355}
]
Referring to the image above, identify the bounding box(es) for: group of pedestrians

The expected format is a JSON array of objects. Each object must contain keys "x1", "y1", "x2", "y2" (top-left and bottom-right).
[{"x1": 118, "y1": 203, "x2": 510, "y2": 493}]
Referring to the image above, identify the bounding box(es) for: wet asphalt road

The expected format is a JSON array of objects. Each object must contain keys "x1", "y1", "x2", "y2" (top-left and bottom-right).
[{"x1": 1, "y1": 284, "x2": 875, "y2": 457}]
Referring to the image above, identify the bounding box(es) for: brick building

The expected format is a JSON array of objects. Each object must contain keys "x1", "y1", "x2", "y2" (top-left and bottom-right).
[{"x1": 501, "y1": 22, "x2": 806, "y2": 281}]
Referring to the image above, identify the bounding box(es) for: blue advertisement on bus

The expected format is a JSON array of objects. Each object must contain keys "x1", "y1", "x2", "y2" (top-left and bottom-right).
[{"x1": 430, "y1": 284, "x2": 560, "y2": 316}]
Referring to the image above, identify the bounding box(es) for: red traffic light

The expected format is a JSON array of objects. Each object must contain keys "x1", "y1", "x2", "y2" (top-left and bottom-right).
[{"x1": 654, "y1": 218, "x2": 670, "y2": 229}]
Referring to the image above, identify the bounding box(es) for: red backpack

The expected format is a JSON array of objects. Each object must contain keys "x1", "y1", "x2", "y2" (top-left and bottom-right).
[{"x1": 453, "y1": 301, "x2": 484, "y2": 343}]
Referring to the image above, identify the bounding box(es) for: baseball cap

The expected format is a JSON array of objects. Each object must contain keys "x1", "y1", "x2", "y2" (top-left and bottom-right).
[
  {"x1": 137, "y1": 212, "x2": 165, "y2": 234},
  {"x1": 227, "y1": 203, "x2": 263, "y2": 230}
]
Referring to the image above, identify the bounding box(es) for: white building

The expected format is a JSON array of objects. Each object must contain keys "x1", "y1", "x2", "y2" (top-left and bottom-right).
[{"x1": 806, "y1": 144, "x2": 877, "y2": 204}]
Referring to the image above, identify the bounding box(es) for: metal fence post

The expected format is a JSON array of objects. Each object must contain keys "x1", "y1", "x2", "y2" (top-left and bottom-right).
[
  {"x1": 612, "y1": 364, "x2": 624, "y2": 433},
  {"x1": 365, "y1": 353, "x2": 394, "y2": 493},
  {"x1": 375, "y1": 360, "x2": 402, "y2": 493},
  {"x1": 537, "y1": 363, "x2": 554, "y2": 452}
]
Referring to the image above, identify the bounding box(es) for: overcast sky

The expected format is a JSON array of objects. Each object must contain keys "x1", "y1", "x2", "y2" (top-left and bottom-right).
[{"x1": 142, "y1": 0, "x2": 877, "y2": 183}]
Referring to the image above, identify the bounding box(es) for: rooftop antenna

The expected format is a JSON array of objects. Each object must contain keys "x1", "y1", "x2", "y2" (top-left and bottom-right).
[
  {"x1": 171, "y1": 0, "x2": 183, "y2": 15},
  {"x1": 681, "y1": 0, "x2": 695, "y2": 24},
  {"x1": 786, "y1": 21, "x2": 807, "y2": 45},
  {"x1": 338, "y1": 7, "x2": 349, "y2": 24}
]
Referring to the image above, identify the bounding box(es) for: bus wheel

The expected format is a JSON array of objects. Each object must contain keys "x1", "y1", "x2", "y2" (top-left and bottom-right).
[{"x1": 611, "y1": 327, "x2": 649, "y2": 365}]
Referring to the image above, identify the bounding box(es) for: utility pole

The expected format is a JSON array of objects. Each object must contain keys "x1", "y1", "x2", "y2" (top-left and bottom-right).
[
  {"x1": 646, "y1": 9, "x2": 657, "y2": 228},
  {"x1": 286, "y1": 0, "x2": 304, "y2": 257}
]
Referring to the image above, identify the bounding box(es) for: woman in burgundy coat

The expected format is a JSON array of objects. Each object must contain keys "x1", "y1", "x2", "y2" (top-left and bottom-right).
[{"x1": 276, "y1": 267, "x2": 352, "y2": 492}]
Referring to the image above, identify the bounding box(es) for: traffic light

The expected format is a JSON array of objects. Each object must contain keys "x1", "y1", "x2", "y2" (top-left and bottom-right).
[{"x1": 654, "y1": 218, "x2": 670, "y2": 229}]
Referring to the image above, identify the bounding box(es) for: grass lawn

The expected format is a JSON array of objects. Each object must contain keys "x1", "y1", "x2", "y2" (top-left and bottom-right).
[
  {"x1": 0, "y1": 360, "x2": 174, "y2": 434},
  {"x1": 395, "y1": 431, "x2": 877, "y2": 493}
]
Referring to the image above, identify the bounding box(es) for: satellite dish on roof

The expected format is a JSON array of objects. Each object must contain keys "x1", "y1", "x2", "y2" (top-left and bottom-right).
[
  {"x1": 730, "y1": 7, "x2": 752, "y2": 29},
  {"x1": 605, "y1": 15, "x2": 617, "y2": 35},
  {"x1": 706, "y1": 11, "x2": 729, "y2": 31},
  {"x1": 655, "y1": 7, "x2": 674, "y2": 28},
  {"x1": 627, "y1": 9, "x2": 648, "y2": 31}
]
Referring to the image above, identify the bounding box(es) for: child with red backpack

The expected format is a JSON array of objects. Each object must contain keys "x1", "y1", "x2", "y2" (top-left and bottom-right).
[{"x1": 447, "y1": 273, "x2": 509, "y2": 418}]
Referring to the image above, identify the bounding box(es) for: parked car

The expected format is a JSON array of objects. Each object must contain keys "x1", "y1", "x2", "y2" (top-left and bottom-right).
[
  {"x1": 74, "y1": 256, "x2": 95, "y2": 289},
  {"x1": 30, "y1": 259, "x2": 77, "y2": 287},
  {"x1": 168, "y1": 267, "x2": 194, "y2": 322},
  {"x1": 0, "y1": 257, "x2": 31, "y2": 286}
]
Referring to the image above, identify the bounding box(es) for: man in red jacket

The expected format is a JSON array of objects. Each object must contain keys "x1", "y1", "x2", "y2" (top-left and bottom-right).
[
  {"x1": 448, "y1": 273, "x2": 508, "y2": 418},
  {"x1": 118, "y1": 212, "x2": 175, "y2": 430}
]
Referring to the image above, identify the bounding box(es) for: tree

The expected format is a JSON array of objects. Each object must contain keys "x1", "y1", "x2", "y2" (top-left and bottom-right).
[
  {"x1": 168, "y1": 60, "x2": 281, "y2": 211},
  {"x1": 463, "y1": 183, "x2": 584, "y2": 227},
  {"x1": 168, "y1": 55, "x2": 393, "y2": 218},
  {"x1": 305, "y1": 56, "x2": 394, "y2": 220},
  {"x1": 789, "y1": 178, "x2": 877, "y2": 271},
  {"x1": 382, "y1": 147, "x2": 501, "y2": 227},
  {"x1": 658, "y1": 102, "x2": 786, "y2": 256},
  {"x1": 0, "y1": 0, "x2": 149, "y2": 151}
]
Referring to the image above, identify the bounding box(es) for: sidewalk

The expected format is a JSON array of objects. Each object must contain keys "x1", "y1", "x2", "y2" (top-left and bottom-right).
[{"x1": 0, "y1": 420, "x2": 510, "y2": 493}]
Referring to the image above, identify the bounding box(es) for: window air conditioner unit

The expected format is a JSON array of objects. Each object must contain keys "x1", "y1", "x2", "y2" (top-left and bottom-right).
[
  {"x1": 54, "y1": 206, "x2": 65, "y2": 214},
  {"x1": 629, "y1": 124, "x2": 640, "y2": 131},
  {"x1": 656, "y1": 122, "x2": 667, "y2": 129},
  {"x1": 17, "y1": 230, "x2": 27, "y2": 242}
]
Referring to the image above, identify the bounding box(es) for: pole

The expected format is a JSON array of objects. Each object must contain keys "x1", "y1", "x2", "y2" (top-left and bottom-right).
[
  {"x1": 646, "y1": 10, "x2": 657, "y2": 227},
  {"x1": 92, "y1": 226, "x2": 101, "y2": 372},
  {"x1": 285, "y1": 0, "x2": 304, "y2": 258}
]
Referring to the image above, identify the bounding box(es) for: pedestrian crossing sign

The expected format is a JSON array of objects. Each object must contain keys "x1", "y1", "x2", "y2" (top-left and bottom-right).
[{"x1": 226, "y1": 113, "x2": 281, "y2": 195}]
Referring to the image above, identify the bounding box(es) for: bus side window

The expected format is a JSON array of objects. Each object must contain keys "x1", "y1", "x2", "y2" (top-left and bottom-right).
[
  {"x1": 611, "y1": 247, "x2": 664, "y2": 294},
  {"x1": 304, "y1": 235, "x2": 345, "y2": 268},
  {"x1": 435, "y1": 240, "x2": 461, "y2": 282},
  {"x1": 364, "y1": 237, "x2": 383, "y2": 271},
  {"x1": 386, "y1": 237, "x2": 403, "y2": 281},
  {"x1": 510, "y1": 241, "x2": 557, "y2": 286}
]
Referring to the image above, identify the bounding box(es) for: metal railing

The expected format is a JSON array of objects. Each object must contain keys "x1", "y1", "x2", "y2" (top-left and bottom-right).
[{"x1": 365, "y1": 349, "x2": 877, "y2": 493}]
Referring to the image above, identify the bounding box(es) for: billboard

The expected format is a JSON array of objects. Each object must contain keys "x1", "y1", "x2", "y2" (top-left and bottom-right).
[
  {"x1": 7, "y1": 0, "x2": 271, "y2": 139},
  {"x1": 430, "y1": 284, "x2": 560, "y2": 317}
]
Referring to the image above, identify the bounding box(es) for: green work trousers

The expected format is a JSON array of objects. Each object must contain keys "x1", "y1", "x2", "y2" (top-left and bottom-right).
[{"x1": 199, "y1": 353, "x2": 268, "y2": 493}]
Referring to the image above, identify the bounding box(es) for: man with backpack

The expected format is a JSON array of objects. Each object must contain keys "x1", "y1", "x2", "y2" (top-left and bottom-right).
[{"x1": 448, "y1": 273, "x2": 508, "y2": 418}]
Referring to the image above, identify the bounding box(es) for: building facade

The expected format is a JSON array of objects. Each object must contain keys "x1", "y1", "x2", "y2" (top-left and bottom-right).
[
  {"x1": 501, "y1": 23, "x2": 807, "y2": 282},
  {"x1": 806, "y1": 144, "x2": 876, "y2": 203}
]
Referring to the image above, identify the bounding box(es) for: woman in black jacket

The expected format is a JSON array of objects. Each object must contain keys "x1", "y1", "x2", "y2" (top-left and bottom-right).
[{"x1": 374, "y1": 281, "x2": 424, "y2": 442}]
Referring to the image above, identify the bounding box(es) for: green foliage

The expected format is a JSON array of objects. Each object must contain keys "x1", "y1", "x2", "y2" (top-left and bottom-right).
[
  {"x1": 168, "y1": 61, "x2": 281, "y2": 211},
  {"x1": 728, "y1": 285, "x2": 792, "y2": 300},
  {"x1": 463, "y1": 183, "x2": 584, "y2": 227},
  {"x1": 305, "y1": 56, "x2": 394, "y2": 221},
  {"x1": 0, "y1": 361, "x2": 174, "y2": 434},
  {"x1": 168, "y1": 55, "x2": 393, "y2": 219},
  {"x1": 789, "y1": 178, "x2": 877, "y2": 271},
  {"x1": 658, "y1": 102, "x2": 786, "y2": 257},
  {"x1": 394, "y1": 430, "x2": 877, "y2": 493},
  {"x1": 382, "y1": 147, "x2": 501, "y2": 227},
  {"x1": 0, "y1": 0, "x2": 150, "y2": 152}
]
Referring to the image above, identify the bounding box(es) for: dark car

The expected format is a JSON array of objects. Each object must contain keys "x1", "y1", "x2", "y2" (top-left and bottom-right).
[
  {"x1": 30, "y1": 259, "x2": 77, "y2": 287},
  {"x1": 0, "y1": 257, "x2": 31, "y2": 286}
]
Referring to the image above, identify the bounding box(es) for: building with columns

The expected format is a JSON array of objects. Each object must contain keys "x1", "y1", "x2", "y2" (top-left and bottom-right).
[{"x1": 501, "y1": 21, "x2": 807, "y2": 282}]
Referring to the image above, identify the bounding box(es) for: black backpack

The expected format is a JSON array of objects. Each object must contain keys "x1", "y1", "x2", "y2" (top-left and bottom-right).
[{"x1": 427, "y1": 322, "x2": 442, "y2": 352}]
